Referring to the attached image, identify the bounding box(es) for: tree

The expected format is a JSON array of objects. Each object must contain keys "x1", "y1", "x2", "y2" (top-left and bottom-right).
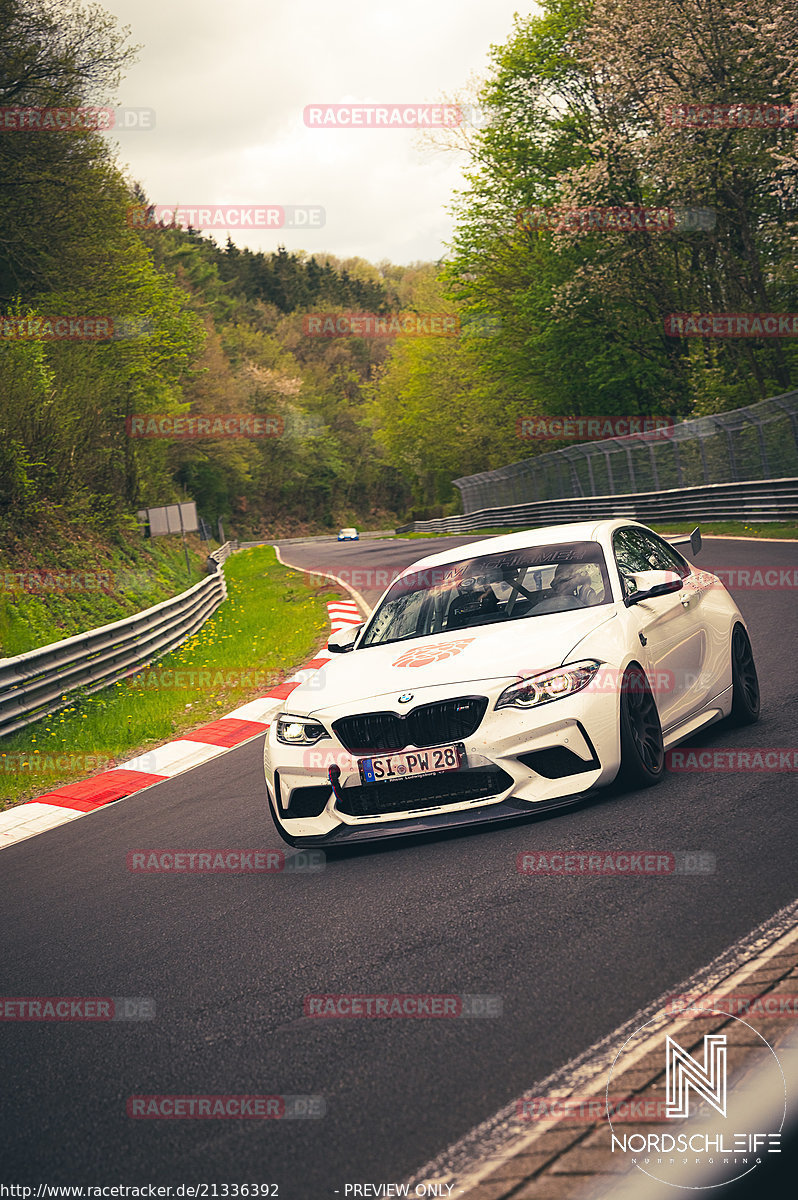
[
  {"x1": 444, "y1": 0, "x2": 798, "y2": 423},
  {"x1": 0, "y1": 1, "x2": 203, "y2": 534}
]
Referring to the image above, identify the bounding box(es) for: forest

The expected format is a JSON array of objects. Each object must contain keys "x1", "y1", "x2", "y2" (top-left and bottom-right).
[{"x1": 2, "y1": 0, "x2": 797, "y2": 543}]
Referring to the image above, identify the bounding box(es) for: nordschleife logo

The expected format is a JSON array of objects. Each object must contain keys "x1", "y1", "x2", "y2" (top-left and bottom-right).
[
  {"x1": 666, "y1": 1033, "x2": 727, "y2": 1119},
  {"x1": 606, "y1": 1008, "x2": 785, "y2": 1189}
]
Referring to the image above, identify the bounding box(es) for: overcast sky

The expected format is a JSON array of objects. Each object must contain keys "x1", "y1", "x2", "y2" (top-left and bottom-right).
[{"x1": 101, "y1": 0, "x2": 530, "y2": 265}]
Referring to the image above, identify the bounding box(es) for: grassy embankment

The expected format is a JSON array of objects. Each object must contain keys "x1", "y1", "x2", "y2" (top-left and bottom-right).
[
  {"x1": 1, "y1": 530, "x2": 209, "y2": 656},
  {"x1": 0, "y1": 544, "x2": 340, "y2": 810}
]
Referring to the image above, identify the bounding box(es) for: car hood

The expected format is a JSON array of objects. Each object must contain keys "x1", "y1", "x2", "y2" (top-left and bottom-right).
[{"x1": 292, "y1": 608, "x2": 617, "y2": 716}]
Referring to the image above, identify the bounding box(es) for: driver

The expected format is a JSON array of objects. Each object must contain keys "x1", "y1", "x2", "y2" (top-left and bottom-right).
[
  {"x1": 551, "y1": 562, "x2": 592, "y2": 596},
  {"x1": 532, "y1": 561, "x2": 598, "y2": 612},
  {"x1": 446, "y1": 573, "x2": 499, "y2": 628}
]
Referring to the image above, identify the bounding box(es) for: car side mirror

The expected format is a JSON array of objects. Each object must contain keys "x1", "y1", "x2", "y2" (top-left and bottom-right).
[
  {"x1": 327, "y1": 623, "x2": 363, "y2": 653},
  {"x1": 622, "y1": 570, "x2": 684, "y2": 607}
]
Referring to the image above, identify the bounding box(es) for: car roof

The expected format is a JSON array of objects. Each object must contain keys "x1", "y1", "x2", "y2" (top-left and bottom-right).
[{"x1": 398, "y1": 519, "x2": 649, "y2": 574}]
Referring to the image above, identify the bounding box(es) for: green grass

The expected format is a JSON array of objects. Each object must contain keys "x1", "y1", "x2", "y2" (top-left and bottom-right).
[
  {"x1": 0, "y1": 546, "x2": 339, "y2": 810},
  {"x1": 395, "y1": 527, "x2": 518, "y2": 539},
  {"x1": 650, "y1": 521, "x2": 798, "y2": 539},
  {"x1": 395, "y1": 521, "x2": 798, "y2": 540},
  {"x1": 0, "y1": 533, "x2": 211, "y2": 656}
]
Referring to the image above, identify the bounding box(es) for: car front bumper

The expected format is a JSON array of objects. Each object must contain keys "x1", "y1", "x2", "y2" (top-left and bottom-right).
[{"x1": 264, "y1": 683, "x2": 621, "y2": 846}]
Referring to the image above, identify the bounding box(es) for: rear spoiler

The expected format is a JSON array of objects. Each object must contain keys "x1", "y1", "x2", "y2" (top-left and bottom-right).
[{"x1": 664, "y1": 525, "x2": 702, "y2": 556}]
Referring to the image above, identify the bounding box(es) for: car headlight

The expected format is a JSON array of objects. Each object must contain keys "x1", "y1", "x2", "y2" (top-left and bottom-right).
[
  {"x1": 495, "y1": 660, "x2": 602, "y2": 710},
  {"x1": 275, "y1": 714, "x2": 329, "y2": 745}
]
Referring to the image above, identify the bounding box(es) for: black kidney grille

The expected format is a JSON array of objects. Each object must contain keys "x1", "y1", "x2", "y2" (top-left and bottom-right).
[
  {"x1": 332, "y1": 696, "x2": 488, "y2": 754},
  {"x1": 333, "y1": 712, "x2": 405, "y2": 753},
  {"x1": 411, "y1": 698, "x2": 487, "y2": 745}
]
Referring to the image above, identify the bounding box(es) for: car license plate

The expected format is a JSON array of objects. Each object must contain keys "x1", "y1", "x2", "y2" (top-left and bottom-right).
[{"x1": 358, "y1": 742, "x2": 464, "y2": 785}]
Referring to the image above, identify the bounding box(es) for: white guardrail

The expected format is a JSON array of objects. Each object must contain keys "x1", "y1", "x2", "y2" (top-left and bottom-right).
[{"x1": 0, "y1": 542, "x2": 237, "y2": 739}]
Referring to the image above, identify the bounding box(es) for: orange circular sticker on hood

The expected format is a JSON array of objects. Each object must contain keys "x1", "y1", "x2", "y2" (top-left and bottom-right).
[{"x1": 392, "y1": 639, "x2": 475, "y2": 668}]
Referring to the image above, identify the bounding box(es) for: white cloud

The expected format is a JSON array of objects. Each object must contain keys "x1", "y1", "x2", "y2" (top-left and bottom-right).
[{"x1": 102, "y1": 0, "x2": 532, "y2": 262}]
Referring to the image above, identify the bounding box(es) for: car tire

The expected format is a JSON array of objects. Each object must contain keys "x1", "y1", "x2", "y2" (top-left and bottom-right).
[
  {"x1": 729, "y1": 624, "x2": 760, "y2": 726},
  {"x1": 617, "y1": 664, "x2": 665, "y2": 788}
]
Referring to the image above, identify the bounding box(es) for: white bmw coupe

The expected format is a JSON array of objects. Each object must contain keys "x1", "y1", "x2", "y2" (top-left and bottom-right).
[{"x1": 264, "y1": 520, "x2": 760, "y2": 846}]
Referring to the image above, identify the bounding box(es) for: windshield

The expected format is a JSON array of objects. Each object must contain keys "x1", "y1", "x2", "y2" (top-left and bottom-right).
[{"x1": 360, "y1": 540, "x2": 613, "y2": 648}]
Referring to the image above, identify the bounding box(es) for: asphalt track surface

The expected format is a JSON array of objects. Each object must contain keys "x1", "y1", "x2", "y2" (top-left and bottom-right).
[{"x1": 1, "y1": 533, "x2": 796, "y2": 1194}]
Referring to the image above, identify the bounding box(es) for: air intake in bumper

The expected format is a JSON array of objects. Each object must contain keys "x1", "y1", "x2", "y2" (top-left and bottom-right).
[{"x1": 335, "y1": 765, "x2": 512, "y2": 818}]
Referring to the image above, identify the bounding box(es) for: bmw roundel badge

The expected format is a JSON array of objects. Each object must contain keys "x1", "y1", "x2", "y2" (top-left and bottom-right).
[{"x1": 398, "y1": 693, "x2": 413, "y2": 704}]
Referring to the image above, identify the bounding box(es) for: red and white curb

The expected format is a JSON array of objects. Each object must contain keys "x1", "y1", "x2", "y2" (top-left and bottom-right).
[
  {"x1": 0, "y1": 598, "x2": 363, "y2": 851},
  {"x1": 327, "y1": 600, "x2": 366, "y2": 632}
]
